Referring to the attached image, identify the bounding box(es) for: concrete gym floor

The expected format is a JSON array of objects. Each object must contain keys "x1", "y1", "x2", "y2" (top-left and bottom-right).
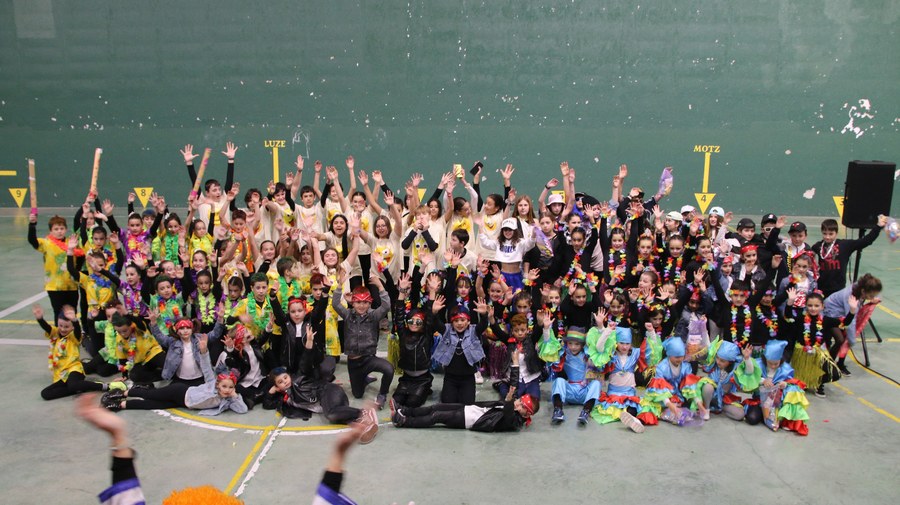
[{"x1": 1, "y1": 210, "x2": 898, "y2": 504}]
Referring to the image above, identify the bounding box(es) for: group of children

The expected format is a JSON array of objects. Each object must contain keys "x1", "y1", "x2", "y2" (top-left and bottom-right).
[{"x1": 28, "y1": 146, "x2": 890, "y2": 437}]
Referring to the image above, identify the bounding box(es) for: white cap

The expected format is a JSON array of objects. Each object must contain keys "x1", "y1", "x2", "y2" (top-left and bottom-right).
[
  {"x1": 666, "y1": 211, "x2": 683, "y2": 221},
  {"x1": 680, "y1": 205, "x2": 695, "y2": 214},
  {"x1": 709, "y1": 206, "x2": 724, "y2": 217},
  {"x1": 501, "y1": 218, "x2": 518, "y2": 230},
  {"x1": 547, "y1": 194, "x2": 565, "y2": 205}
]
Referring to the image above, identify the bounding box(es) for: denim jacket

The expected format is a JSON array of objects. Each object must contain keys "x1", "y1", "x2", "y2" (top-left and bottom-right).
[
  {"x1": 150, "y1": 322, "x2": 224, "y2": 380},
  {"x1": 432, "y1": 323, "x2": 485, "y2": 367}
]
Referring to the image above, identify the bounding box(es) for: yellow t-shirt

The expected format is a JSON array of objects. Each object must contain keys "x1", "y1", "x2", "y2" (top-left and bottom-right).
[
  {"x1": 78, "y1": 272, "x2": 117, "y2": 311},
  {"x1": 37, "y1": 236, "x2": 77, "y2": 291},
  {"x1": 116, "y1": 326, "x2": 163, "y2": 368},
  {"x1": 45, "y1": 326, "x2": 85, "y2": 382}
]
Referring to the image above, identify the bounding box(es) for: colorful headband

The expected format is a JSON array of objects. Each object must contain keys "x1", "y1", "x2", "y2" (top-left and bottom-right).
[
  {"x1": 217, "y1": 370, "x2": 238, "y2": 384},
  {"x1": 288, "y1": 297, "x2": 308, "y2": 311},
  {"x1": 174, "y1": 319, "x2": 193, "y2": 331},
  {"x1": 740, "y1": 244, "x2": 758, "y2": 254},
  {"x1": 450, "y1": 310, "x2": 470, "y2": 321},
  {"x1": 519, "y1": 394, "x2": 536, "y2": 426},
  {"x1": 350, "y1": 289, "x2": 373, "y2": 303}
]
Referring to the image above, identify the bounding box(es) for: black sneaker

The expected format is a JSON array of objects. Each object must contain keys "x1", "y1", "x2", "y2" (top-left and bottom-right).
[
  {"x1": 815, "y1": 385, "x2": 826, "y2": 398},
  {"x1": 577, "y1": 409, "x2": 590, "y2": 426},
  {"x1": 551, "y1": 407, "x2": 565, "y2": 424},
  {"x1": 392, "y1": 408, "x2": 406, "y2": 427},
  {"x1": 101, "y1": 391, "x2": 125, "y2": 411},
  {"x1": 838, "y1": 365, "x2": 852, "y2": 376}
]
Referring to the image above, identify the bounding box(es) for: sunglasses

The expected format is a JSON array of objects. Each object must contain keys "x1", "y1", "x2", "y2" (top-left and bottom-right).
[{"x1": 408, "y1": 318, "x2": 424, "y2": 325}]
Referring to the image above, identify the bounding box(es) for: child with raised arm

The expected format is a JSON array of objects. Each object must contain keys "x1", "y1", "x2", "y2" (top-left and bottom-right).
[
  {"x1": 812, "y1": 215, "x2": 886, "y2": 297},
  {"x1": 332, "y1": 273, "x2": 392, "y2": 409},
  {"x1": 103, "y1": 334, "x2": 248, "y2": 416},
  {"x1": 28, "y1": 213, "x2": 80, "y2": 320},
  {"x1": 738, "y1": 339, "x2": 810, "y2": 435},
  {"x1": 391, "y1": 272, "x2": 439, "y2": 408},
  {"x1": 33, "y1": 305, "x2": 125, "y2": 400},
  {"x1": 539, "y1": 323, "x2": 603, "y2": 427}
]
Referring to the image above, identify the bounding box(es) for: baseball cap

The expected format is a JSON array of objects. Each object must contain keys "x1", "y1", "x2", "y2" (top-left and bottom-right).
[
  {"x1": 708, "y1": 206, "x2": 724, "y2": 217},
  {"x1": 737, "y1": 218, "x2": 755, "y2": 229},
  {"x1": 680, "y1": 205, "x2": 695, "y2": 214},
  {"x1": 501, "y1": 218, "x2": 518, "y2": 230},
  {"x1": 666, "y1": 211, "x2": 682, "y2": 221},
  {"x1": 761, "y1": 213, "x2": 777, "y2": 225},
  {"x1": 788, "y1": 221, "x2": 807, "y2": 233}
]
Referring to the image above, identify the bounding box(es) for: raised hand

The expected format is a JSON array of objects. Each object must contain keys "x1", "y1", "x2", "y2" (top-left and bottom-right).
[
  {"x1": 31, "y1": 304, "x2": 44, "y2": 320},
  {"x1": 432, "y1": 295, "x2": 446, "y2": 314},
  {"x1": 358, "y1": 170, "x2": 369, "y2": 186},
  {"x1": 546, "y1": 178, "x2": 559, "y2": 189},
  {"x1": 198, "y1": 333, "x2": 208, "y2": 354},
  {"x1": 294, "y1": 154, "x2": 304, "y2": 171},
  {"x1": 222, "y1": 141, "x2": 238, "y2": 159},
  {"x1": 500, "y1": 164, "x2": 515, "y2": 182},
  {"x1": 594, "y1": 307, "x2": 608, "y2": 327},
  {"x1": 848, "y1": 294, "x2": 859, "y2": 314},
  {"x1": 618, "y1": 164, "x2": 628, "y2": 179},
  {"x1": 775, "y1": 215, "x2": 787, "y2": 229},
  {"x1": 102, "y1": 199, "x2": 115, "y2": 215},
  {"x1": 127, "y1": 192, "x2": 136, "y2": 204},
  {"x1": 180, "y1": 144, "x2": 199, "y2": 163},
  {"x1": 345, "y1": 155, "x2": 355, "y2": 170},
  {"x1": 398, "y1": 272, "x2": 412, "y2": 292},
  {"x1": 410, "y1": 173, "x2": 423, "y2": 187},
  {"x1": 475, "y1": 297, "x2": 490, "y2": 314},
  {"x1": 560, "y1": 161, "x2": 570, "y2": 177},
  {"x1": 371, "y1": 170, "x2": 384, "y2": 185}
]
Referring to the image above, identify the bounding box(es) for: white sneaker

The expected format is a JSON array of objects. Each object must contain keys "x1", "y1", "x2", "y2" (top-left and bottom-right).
[
  {"x1": 474, "y1": 370, "x2": 484, "y2": 384},
  {"x1": 701, "y1": 409, "x2": 710, "y2": 421}
]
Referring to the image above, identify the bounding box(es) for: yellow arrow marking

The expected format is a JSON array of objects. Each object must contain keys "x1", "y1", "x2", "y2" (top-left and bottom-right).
[
  {"x1": 133, "y1": 187, "x2": 153, "y2": 207},
  {"x1": 8, "y1": 188, "x2": 27, "y2": 207},
  {"x1": 702, "y1": 152, "x2": 711, "y2": 192}
]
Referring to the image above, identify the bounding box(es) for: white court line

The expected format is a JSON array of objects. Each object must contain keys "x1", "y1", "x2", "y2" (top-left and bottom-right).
[
  {"x1": 0, "y1": 338, "x2": 45, "y2": 346},
  {"x1": 235, "y1": 416, "x2": 288, "y2": 497},
  {"x1": 0, "y1": 292, "x2": 47, "y2": 319}
]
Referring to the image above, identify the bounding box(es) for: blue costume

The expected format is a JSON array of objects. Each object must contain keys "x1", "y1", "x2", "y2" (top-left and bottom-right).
[
  {"x1": 539, "y1": 326, "x2": 602, "y2": 424},
  {"x1": 587, "y1": 326, "x2": 662, "y2": 425},
  {"x1": 700, "y1": 340, "x2": 746, "y2": 415},
  {"x1": 735, "y1": 339, "x2": 810, "y2": 435}
]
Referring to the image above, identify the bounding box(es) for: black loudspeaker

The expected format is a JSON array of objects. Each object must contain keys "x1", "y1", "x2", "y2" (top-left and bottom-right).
[{"x1": 842, "y1": 160, "x2": 895, "y2": 229}]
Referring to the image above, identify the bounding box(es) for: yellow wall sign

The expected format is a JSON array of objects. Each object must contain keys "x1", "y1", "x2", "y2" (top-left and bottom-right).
[
  {"x1": 693, "y1": 145, "x2": 720, "y2": 213},
  {"x1": 833, "y1": 196, "x2": 844, "y2": 218},
  {"x1": 8, "y1": 188, "x2": 27, "y2": 207},
  {"x1": 134, "y1": 187, "x2": 154, "y2": 207},
  {"x1": 265, "y1": 140, "x2": 287, "y2": 183}
]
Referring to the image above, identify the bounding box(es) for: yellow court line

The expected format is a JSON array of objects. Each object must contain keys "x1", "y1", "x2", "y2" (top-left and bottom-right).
[
  {"x1": 849, "y1": 350, "x2": 900, "y2": 390},
  {"x1": 831, "y1": 382, "x2": 900, "y2": 423},
  {"x1": 167, "y1": 408, "x2": 345, "y2": 432},
  {"x1": 224, "y1": 428, "x2": 271, "y2": 495},
  {"x1": 0, "y1": 320, "x2": 37, "y2": 324},
  {"x1": 877, "y1": 304, "x2": 900, "y2": 320}
]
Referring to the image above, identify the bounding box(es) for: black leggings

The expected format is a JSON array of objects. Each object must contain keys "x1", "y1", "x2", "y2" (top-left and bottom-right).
[
  {"x1": 393, "y1": 372, "x2": 433, "y2": 408},
  {"x1": 347, "y1": 355, "x2": 394, "y2": 399},
  {"x1": 47, "y1": 290, "x2": 79, "y2": 322},
  {"x1": 320, "y1": 383, "x2": 362, "y2": 424},
  {"x1": 83, "y1": 358, "x2": 119, "y2": 378},
  {"x1": 401, "y1": 403, "x2": 466, "y2": 429},
  {"x1": 125, "y1": 382, "x2": 190, "y2": 410},
  {"x1": 128, "y1": 352, "x2": 166, "y2": 384},
  {"x1": 441, "y1": 373, "x2": 476, "y2": 405},
  {"x1": 41, "y1": 372, "x2": 103, "y2": 400}
]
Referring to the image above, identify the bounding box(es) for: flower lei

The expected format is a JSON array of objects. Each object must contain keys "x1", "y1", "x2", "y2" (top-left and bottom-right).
[
  {"x1": 375, "y1": 256, "x2": 390, "y2": 273},
  {"x1": 663, "y1": 256, "x2": 683, "y2": 285},
  {"x1": 756, "y1": 306, "x2": 778, "y2": 338},
  {"x1": 118, "y1": 331, "x2": 138, "y2": 373},
  {"x1": 564, "y1": 249, "x2": 599, "y2": 291},
  {"x1": 730, "y1": 304, "x2": 752, "y2": 346},
  {"x1": 196, "y1": 291, "x2": 217, "y2": 325},
  {"x1": 48, "y1": 334, "x2": 67, "y2": 370},
  {"x1": 278, "y1": 277, "x2": 301, "y2": 312},
  {"x1": 221, "y1": 292, "x2": 240, "y2": 321},
  {"x1": 608, "y1": 250, "x2": 627, "y2": 283},
  {"x1": 122, "y1": 282, "x2": 145, "y2": 316},
  {"x1": 802, "y1": 313, "x2": 823, "y2": 353},
  {"x1": 163, "y1": 234, "x2": 180, "y2": 262},
  {"x1": 247, "y1": 296, "x2": 270, "y2": 330},
  {"x1": 631, "y1": 255, "x2": 655, "y2": 276},
  {"x1": 156, "y1": 296, "x2": 181, "y2": 330},
  {"x1": 89, "y1": 272, "x2": 112, "y2": 306}
]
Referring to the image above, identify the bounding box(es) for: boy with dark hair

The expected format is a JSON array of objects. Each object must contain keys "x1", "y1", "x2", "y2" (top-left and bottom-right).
[{"x1": 811, "y1": 215, "x2": 886, "y2": 297}]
